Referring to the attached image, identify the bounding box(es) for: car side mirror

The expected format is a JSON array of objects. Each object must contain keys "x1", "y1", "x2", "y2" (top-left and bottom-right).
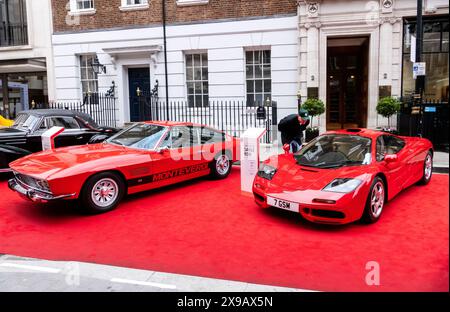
[
  {"x1": 157, "y1": 146, "x2": 169, "y2": 154},
  {"x1": 384, "y1": 154, "x2": 398, "y2": 162},
  {"x1": 283, "y1": 144, "x2": 291, "y2": 154}
]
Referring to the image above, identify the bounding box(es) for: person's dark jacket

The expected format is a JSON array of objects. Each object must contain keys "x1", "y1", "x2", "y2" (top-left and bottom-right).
[{"x1": 278, "y1": 114, "x2": 310, "y2": 145}]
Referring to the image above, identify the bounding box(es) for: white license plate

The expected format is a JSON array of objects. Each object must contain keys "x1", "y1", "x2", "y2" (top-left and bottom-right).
[{"x1": 267, "y1": 196, "x2": 299, "y2": 213}]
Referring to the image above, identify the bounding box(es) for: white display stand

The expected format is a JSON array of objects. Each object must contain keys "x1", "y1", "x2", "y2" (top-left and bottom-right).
[
  {"x1": 240, "y1": 127, "x2": 266, "y2": 193},
  {"x1": 42, "y1": 126, "x2": 64, "y2": 150}
]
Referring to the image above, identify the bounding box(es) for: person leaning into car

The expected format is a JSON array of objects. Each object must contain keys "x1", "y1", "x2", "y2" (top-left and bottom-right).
[{"x1": 278, "y1": 109, "x2": 310, "y2": 153}]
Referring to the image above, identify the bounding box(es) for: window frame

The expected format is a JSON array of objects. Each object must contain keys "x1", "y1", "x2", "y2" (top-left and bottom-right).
[
  {"x1": 245, "y1": 49, "x2": 272, "y2": 107},
  {"x1": 70, "y1": 0, "x2": 96, "y2": 14},
  {"x1": 44, "y1": 116, "x2": 81, "y2": 130},
  {"x1": 120, "y1": 0, "x2": 149, "y2": 11},
  {"x1": 79, "y1": 54, "x2": 99, "y2": 96},
  {"x1": 185, "y1": 52, "x2": 209, "y2": 108}
]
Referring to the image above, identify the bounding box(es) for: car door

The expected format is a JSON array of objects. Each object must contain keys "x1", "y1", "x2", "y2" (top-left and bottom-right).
[
  {"x1": 376, "y1": 135, "x2": 407, "y2": 198},
  {"x1": 195, "y1": 126, "x2": 227, "y2": 164},
  {"x1": 149, "y1": 126, "x2": 208, "y2": 188}
]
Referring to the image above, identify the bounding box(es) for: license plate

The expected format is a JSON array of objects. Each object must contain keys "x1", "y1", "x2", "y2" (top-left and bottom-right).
[{"x1": 267, "y1": 196, "x2": 299, "y2": 213}]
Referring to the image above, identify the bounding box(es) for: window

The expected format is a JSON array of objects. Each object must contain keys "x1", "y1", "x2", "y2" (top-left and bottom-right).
[
  {"x1": 46, "y1": 117, "x2": 80, "y2": 129},
  {"x1": 76, "y1": 0, "x2": 94, "y2": 10},
  {"x1": 402, "y1": 17, "x2": 449, "y2": 101},
  {"x1": 108, "y1": 123, "x2": 167, "y2": 150},
  {"x1": 0, "y1": 0, "x2": 28, "y2": 47},
  {"x1": 185, "y1": 53, "x2": 208, "y2": 107},
  {"x1": 376, "y1": 135, "x2": 405, "y2": 161},
  {"x1": 199, "y1": 127, "x2": 225, "y2": 144},
  {"x1": 176, "y1": 0, "x2": 209, "y2": 6},
  {"x1": 161, "y1": 126, "x2": 195, "y2": 149},
  {"x1": 246, "y1": 50, "x2": 271, "y2": 107},
  {"x1": 80, "y1": 55, "x2": 99, "y2": 95}
]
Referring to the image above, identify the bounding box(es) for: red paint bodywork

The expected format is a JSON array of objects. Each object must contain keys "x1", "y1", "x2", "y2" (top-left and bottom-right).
[
  {"x1": 9, "y1": 121, "x2": 240, "y2": 200},
  {"x1": 253, "y1": 129, "x2": 433, "y2": 224}
]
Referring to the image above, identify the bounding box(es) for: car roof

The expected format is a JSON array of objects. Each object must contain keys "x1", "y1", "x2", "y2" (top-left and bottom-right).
[
  {"x1": 326, "y1": 128, "x2": 385, "y2": 139},
  {"x1": 143, "y1": 121, "x2": 208, "y2": 128},
  {"x1": 18, "y1": 109, "x2": 98, "y2": 126}
]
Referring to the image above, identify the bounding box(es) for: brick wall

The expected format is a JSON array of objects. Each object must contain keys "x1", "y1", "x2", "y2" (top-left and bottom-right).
[{"x1": 52, "y1": 0, "x2": 298, "y2": 33}]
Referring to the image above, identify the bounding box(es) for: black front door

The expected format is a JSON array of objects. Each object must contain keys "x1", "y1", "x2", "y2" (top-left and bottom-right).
[{"x1": 128, "y1": 68, "x2": 150, "y2": 122}]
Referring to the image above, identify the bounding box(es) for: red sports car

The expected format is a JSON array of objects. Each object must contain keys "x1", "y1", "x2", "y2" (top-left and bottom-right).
[
  {"x1": 8, "y1": 121, "x2": 239, "y2": 213},
  {"x1": 253, "y1": 129, "x2": 433, "y2": 224}
]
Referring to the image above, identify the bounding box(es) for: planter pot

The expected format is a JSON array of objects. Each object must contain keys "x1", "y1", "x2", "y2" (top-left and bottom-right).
[{"x1": 305, "y1": 128, "x2": 319, "y2": 142}]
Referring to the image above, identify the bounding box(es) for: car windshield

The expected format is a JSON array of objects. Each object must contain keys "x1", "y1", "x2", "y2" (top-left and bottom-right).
[
  {"x1": 12, "y1": 114, "x2": 41, "y2": 131},
  {"x1": 295, "y1": 134, "x2": 372, "y2": 168},
  {"x1": 107, "y1": 123, "x2": 167, "y2": 150}
]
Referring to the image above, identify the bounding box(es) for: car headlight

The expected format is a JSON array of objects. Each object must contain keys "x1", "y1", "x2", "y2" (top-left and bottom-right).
[
  {"x1": 257, "y1": 164, "x2": 277, "y2": 180},
  {"x1": 323, "y1": 178, "x2": 362, "y2": 193}
]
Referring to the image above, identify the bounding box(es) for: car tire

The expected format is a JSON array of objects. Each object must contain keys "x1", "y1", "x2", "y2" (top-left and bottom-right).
[
  {"x1": 80, "y1": 172, "x2": 125, "y2": 214},
  {"x1": 418, "y1": 151, "x2": 433, "y2": 185},
  {"x1": 209, "y1": 151, "x2": 232, "y2": 179},
  {"x1": 361, "y1": 176, "x2": 386, "y2": 224}
]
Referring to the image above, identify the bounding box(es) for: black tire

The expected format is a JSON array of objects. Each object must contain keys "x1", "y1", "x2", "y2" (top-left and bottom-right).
[
  {"x1": 80, "y1": 172, "x2": 125, "y2": 214},
  {"x1": 418, "y1": 151, "x2": 433, "y2": 185},
  {"x1": 361, "y1": 176, "x2": 386, "y2": 224},
  {"x1": 209, "y1": 151, "x2": 232, "y2": 179}
]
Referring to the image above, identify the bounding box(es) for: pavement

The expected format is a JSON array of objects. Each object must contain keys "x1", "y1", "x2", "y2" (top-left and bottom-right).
[{"x1": 0, "y1": 254, "x2": 310, "y2": 292}]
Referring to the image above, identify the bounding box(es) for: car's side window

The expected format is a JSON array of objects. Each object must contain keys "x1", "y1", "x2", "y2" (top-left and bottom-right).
[
  {"x1": 376, "y1": 136, "x2": 386, "y2": 161},
  {"x1": 162, "y1": 126, "x2": 194, "y2": 149},
  {"x1": 200, "y1": 127, "x2": 225, "y2": 145},
  {"x1": 46, "y1": 117, "x2": 80, "y2": 129},
  {"x1": 383, "y1": 135, "x2": 405, "y2": 155}
]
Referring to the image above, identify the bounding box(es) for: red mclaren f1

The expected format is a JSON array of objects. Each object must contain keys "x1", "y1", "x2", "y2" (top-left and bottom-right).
[
  {"x1": 8, "y1": 121, "x2": 239, "y2": 213},
  {"x1": 253, "y1": 129, "x2": 433, "y2": 224}
]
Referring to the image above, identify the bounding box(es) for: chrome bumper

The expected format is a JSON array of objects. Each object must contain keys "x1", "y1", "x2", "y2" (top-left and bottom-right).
[
  {"x1": 8, "y1": 178, "x2": 75, "y2": 203},
  {"x1": 0, "y1": 168, "x2": 12, "y2": 173}
]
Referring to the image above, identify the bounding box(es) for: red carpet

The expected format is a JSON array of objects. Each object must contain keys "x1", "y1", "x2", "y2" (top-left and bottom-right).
[{"x1": 0, "y1": 168, "x2": 448, "y2": 291}]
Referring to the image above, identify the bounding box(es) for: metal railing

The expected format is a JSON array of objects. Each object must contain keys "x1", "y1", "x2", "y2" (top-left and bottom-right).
[
  {"x1": 36, "y1": 93, "x2": 118, "y2": 128},
  {"x1": 0, "y1": 22, "x2": 28, "y2": 47},
  {"x1": 135, "y1": 98, "x2": 277, "y2": 143},
  {"x1": 398, "y1": 97, "x2": 449, "y2": 151}
]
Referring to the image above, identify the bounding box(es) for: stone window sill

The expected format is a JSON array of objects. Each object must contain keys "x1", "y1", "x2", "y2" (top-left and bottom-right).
[
  {"x1": 69, "y1": 9, "x2": 96, "y2": 16},
  {"x1": 119, "y1": 4, "x2": 149, "y2": 12},
  {"x1": 176, "y1": 0, "x2": 209, "y2": 7}
]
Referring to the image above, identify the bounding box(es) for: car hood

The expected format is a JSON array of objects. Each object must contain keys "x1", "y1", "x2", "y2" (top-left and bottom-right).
[
  {"x1": 267, "y1": 155, "x2": 372, "y2": 191},
  {"x1": 9, "y1": 143, "x2": 151, "y2": 180}
]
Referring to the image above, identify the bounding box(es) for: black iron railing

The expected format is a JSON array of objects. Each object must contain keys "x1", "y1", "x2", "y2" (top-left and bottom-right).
[
  {"x1": 139, "y1": 99, "x2": 277, "y2": 143},
  {"x1": 398, "y1": 97, "x2": 449, "y2": 151},
  {"x1": 35, "y1": 93, "x2": 118, "y2": 128},
  {"x1": 0, "y1": 22, "x2": 28, "y2": 47}
]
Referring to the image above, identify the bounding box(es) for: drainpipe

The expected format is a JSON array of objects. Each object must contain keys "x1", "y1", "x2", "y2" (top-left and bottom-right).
[{"x1": 162, "y1": 0, "x2": 169, "y2": 119}]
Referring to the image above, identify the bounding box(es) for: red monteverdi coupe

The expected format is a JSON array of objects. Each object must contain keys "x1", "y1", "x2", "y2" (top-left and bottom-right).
[
  {"x1": 8, "y1": 121, "x2": 239, "y2": 213},
  {"x1": 253, "y1": 129, "x2": 433, "y2": 224}
]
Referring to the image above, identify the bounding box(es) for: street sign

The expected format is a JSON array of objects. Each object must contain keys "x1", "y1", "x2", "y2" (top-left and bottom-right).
[{"x1": 413, "y1": 62, "x2": 426, "y2": 79}]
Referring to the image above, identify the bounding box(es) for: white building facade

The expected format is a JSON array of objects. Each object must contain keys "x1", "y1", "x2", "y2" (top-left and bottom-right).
[{"x1": 49, "y1": 0, "x2": 449, "y2": 134}]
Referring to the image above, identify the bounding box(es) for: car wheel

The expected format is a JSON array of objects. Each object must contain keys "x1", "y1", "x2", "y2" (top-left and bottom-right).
[
  {"x1": 210, "y1": 151, "x2": 232, "y2": 179},
  {"x1": 361, "y1": 177, "x2": 386, "y2": 224},
  {"x1": 418, "y1": 151, "x2": 433, "y2": 185},
  {"x1": 80, "y1": 172, "x2": 125, "y2": 214}
]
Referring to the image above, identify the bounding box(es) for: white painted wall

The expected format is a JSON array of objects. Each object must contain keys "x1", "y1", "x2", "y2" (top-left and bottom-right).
[
  {"x1": 51, "y1": 15, "x2": 299, "y2": 126},
  {"x1": 0, "y1": 0, "x2": 55, "y2": 100}
]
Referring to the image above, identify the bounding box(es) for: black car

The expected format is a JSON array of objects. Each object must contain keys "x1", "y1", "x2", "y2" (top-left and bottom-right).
[{"x1": 0, "y1": 109, "x2": 118, "y2": 172}]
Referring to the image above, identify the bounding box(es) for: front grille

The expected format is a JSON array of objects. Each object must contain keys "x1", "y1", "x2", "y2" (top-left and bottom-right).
[
  {"x1": 311, "y1": 209, "x2": 345, "y2": 219},
  {"x1": 15, "y1": 173, "x2": 38, "y2": 189},
  {"x1": 253, "y1": 192, "x2": 265, "y2": 202}
]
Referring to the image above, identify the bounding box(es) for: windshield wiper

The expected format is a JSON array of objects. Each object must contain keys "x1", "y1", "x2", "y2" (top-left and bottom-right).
[{"x1": 315, "y1": 160, "x2": 361, "y2": 168}]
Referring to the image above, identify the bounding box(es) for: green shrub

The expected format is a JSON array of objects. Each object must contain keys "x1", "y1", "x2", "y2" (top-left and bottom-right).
[
  {"x1": 376, "y1": 97, "x2": 401, "y2": 128},
  {"x1": 302, "y1": 98, "x2": 325, "y2": 127}
]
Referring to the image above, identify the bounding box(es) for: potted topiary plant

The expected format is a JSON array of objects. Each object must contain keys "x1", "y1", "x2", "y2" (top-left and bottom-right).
[
  {"x1": 376, "y1": 96, "x2": 401, "y2": 130},
  {"x1": 302, "y1": 98, "x2": 325, "y2": 142}
]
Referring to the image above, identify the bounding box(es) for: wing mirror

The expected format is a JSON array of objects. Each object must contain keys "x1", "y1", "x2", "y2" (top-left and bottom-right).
[
  {"x1": 283, "y1": 144, "x2": 291, "y2": 154},
  {"x1": 157, "y1": 146, "x2": 169, "y2": 154},
  {"x1": 384, "y1": 154, "x2": 398, "y2": 163}
]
